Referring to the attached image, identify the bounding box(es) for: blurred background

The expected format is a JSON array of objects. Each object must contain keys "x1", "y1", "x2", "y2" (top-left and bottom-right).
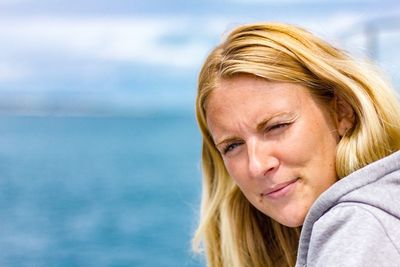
[{"x1": 0, "y1": 0, "x2": 399, "y2": 266}]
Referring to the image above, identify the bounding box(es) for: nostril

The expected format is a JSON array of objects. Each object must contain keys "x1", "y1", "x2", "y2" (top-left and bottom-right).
[
  {"x1": 248, "y1": 154, "x2": 279, "y2": 179},
  {"x1": 250, "y1": 157, "x2": 279, "y2": 180}
]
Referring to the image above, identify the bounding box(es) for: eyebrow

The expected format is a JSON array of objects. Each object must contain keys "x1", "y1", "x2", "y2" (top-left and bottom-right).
[
  {"x1": 215, "y1": 136, "x2": 239, "y2": 148},
  {"x1": 257, "y1": 111, "x2": 295, "y2": 130},
  {"x1": 214, "y1": 112, "x2": 295, "y2": 147},
  {"x1": 214, "y1": 123, "x2": 269, "y2": 148},
  {"x1": 256, "y1": 116, "x2": 273, "y2": 132}
]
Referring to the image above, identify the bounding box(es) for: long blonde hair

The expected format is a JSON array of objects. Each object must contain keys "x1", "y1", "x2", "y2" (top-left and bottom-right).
[{"x1": 193, "y1": 22, "x2": 400, "y2": 267}]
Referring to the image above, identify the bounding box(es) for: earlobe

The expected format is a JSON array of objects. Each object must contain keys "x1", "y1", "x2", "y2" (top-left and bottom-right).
[{"x1": 335, "y1": 94, "x2": 355, "y2": 137}]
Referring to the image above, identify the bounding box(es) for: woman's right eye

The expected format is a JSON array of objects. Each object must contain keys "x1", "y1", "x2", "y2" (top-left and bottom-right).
[{"x1": 222, "y1": 142, "x2": 242, "y2": 155}]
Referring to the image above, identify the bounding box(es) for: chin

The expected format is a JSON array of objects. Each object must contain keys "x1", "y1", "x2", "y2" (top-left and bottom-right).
[
  {"x1": 273, "y1": 212, "x2": 306, "y2": 228},
  {"x1": 253, "y1": 201, "x2": 307, "y2": 227},
  {"x1": 280, "y1": 220, "x2": 304, "y2": 228}
]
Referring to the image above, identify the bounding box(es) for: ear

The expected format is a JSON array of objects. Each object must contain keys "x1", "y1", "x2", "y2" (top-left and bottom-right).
[{"x1": 334, "y1": 94, "x2": 355, "y2": 137}]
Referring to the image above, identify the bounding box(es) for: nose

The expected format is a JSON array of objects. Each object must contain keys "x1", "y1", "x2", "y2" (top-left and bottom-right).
[{"x1": 247, "y1": 138, "x2": 279, "y2": 179}]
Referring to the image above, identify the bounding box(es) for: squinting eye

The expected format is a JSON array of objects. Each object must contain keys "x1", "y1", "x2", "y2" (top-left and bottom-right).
[
  {"x1": 223, "y1": 142, "x2": 242, "y2": 155},
  {"x1": 268, "y1": 123, "x2": 291, "y2": 132}
]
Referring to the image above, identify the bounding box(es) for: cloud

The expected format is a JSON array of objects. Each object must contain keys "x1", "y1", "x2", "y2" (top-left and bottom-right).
[
  {"x1": 0, "y1": 13, "x2": 377, "y2": 87},
  {"x1": 0, "y1": 16, "x2": 218, "y2": 70},
  {"x1": 0, "y1": 11, "x2": 394, "y2": 86},
  {"x1": 0, "y1": 62, "x2": 30, "y2": 82}
]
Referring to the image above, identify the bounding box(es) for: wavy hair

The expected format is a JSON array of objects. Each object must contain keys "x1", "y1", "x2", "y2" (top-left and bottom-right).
[{"x1": 193, "y1": 22, "x2": 400, "y2": 267}]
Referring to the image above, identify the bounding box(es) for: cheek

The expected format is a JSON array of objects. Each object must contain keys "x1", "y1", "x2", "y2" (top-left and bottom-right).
[
  {"x1": 286, "y1": 120, "x2": 337, "y2": 163},
  {"x1": 278, "y1": 127, "x2": 316, "y2": 165},
  {"x1": 223, "y1": 158, "x2": 249, "y2": 187},
  {"x1": 291, "y1": 124, "x2": 339, "y2": 187}
]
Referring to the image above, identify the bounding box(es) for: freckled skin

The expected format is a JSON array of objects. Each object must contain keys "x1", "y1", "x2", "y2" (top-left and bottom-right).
[{"x1": 206, "y1": 75, "x2": 341, "y2": 227}]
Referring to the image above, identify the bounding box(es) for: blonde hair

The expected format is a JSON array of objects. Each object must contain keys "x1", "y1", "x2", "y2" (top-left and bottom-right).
[{"x1": 193, "y1": 22, "x2": 400, "y2": 267}]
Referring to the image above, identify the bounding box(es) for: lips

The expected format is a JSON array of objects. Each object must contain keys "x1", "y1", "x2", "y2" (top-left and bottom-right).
[{"x1": 261, "y1": 178, "x2": 299, "y2": 199}]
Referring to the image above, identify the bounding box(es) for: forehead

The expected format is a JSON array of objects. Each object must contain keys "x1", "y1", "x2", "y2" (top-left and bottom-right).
[{"x1": 206, "y1": 74, "x2": 310, "y2": 115}]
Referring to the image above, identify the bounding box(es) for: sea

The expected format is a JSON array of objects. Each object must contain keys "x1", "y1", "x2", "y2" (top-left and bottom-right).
[{"x1": 0, "y1": 112, "x2": 205, "y2": 267}]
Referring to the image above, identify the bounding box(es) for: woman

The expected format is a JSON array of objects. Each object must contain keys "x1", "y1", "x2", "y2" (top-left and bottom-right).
[{"x1": 192, "y1": 22, "x2": 400, "y2": 266}]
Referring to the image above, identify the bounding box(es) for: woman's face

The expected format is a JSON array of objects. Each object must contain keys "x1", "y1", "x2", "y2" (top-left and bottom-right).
[{"x1": 206, "y1": 74, "x2": 341, "y2": 227}]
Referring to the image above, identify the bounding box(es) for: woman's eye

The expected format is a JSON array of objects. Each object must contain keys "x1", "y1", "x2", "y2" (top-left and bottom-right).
[
  {"x1": 223, "y1": 142, "x2": 242, "y2": 154},
  {"x1": 268, "y1": 123, "x2": 291, "y2": 132}
]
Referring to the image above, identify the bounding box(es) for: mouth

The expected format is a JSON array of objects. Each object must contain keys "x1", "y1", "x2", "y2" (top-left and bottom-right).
[{"x1": 261, "y1": 178, "x2": 299, "y2": 200}]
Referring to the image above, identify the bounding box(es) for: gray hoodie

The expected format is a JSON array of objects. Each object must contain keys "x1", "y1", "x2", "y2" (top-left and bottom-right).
[{"x1": 296, "y1": 150, "x2": 400, "y2": 267}]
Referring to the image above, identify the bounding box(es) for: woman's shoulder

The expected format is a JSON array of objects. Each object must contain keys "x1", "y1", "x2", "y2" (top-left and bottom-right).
[{"x1": 316, "y1": 202, "x2": 400, "y2": 235}]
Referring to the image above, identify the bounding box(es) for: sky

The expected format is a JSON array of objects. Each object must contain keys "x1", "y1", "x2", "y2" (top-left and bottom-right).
[{"x1": 1, "y1": 0, "x2": 400, "y2": 115}]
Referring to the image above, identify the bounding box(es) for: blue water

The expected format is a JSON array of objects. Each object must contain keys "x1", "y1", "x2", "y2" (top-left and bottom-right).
[{"x1": 0, "y1": 113, "x2": 204, "y2": 267}]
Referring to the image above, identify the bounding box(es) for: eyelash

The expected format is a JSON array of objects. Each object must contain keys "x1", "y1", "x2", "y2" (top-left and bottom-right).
[
  {"x1": 267, "y1": 122, "x2": 291, "y2": 131},
  {"x1": 222, "y1": 142, "x2": 243, "y2": 155},
  {"x1": 221, "y1": 122, "x2": 292, "y2": 155}
]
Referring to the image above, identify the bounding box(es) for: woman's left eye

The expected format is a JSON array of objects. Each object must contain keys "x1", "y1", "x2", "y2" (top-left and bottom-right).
[{"x1": 267, "y1": 123, "x2": 291, "y2": 132}]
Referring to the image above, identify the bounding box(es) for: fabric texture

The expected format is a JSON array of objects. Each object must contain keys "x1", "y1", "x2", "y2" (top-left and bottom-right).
[{"x1": 295, "y1": 150, "x2": 400, "y2": 267}]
